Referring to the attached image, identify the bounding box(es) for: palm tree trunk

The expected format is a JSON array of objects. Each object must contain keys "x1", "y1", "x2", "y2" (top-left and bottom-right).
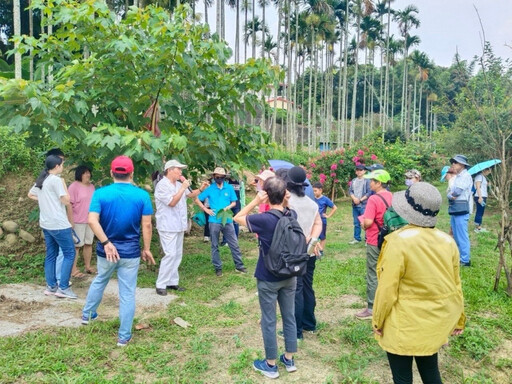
[
  {"x1": 29, "y1": 0, "x2": 34, "y2": 81},
  {"x1": 337, "y1": 39, "x2": 342, "y2": 147},
  {"x1": 362, "y1": 48, "x2": 368, "y2": 137},
  {"x1": 216, "y1": 0, "x2": 222, "y2": 36},
  {"x1": 350, "y1": 15, "x2": 361, "y2": 144},
  {"x1": 383, "y1": 3, "x2": 391, "y2": 133},
  {"x1": 235, "y1": 0, "x2": 240, "y2": 63},
  {"x1": 341, "y1": 0, "x2": 349, "y2": 146},
  {"x1": 251, "y1": 0, "x2": 256, "y2": 58},
  {"x1": 13, "y1": 0, "x2": 22, "y2": 79}
]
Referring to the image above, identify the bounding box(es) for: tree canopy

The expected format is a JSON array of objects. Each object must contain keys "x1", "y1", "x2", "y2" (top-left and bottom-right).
[{"x1": 0, "y1": 0, "x2": 281, "y2": 179}]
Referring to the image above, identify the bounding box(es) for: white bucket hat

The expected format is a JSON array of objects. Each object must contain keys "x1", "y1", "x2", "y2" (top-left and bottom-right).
[{"x1": 392, "y1": 182, "x2": 441, "y2": 227}]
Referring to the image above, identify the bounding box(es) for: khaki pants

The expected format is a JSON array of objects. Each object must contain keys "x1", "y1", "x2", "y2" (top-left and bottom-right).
[{"x1": 366, "y1": 244, "x2": 380, "y2": 309}]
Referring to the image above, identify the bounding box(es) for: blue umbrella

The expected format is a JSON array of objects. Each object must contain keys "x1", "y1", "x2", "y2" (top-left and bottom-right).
[
  {"x1": 440, "y1": 165, "x2": 450, "y2": 182},
  {"x1": 267, "y1": 160, "x2": 315, "y2": 199},
  {"x1": 468, "y1": 159, "x2": 501, "y2": 176},
  {"x1": 268, "y1": 159, "x2": 294, "y2": 170}
]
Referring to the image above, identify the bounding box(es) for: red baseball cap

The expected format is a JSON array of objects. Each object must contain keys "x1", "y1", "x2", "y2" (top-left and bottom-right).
[{"x1": 111, "y1": 156, "x2": 134, "y2": 174}]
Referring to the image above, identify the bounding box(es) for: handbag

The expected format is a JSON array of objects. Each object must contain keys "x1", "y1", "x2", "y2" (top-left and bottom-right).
[{"x1": 448, "y1": 199, "x2": 470, "y2": 215}]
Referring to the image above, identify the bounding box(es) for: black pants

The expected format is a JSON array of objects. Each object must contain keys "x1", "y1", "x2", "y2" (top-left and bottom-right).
[
  {"x1": 295, "y1": 256, "x2": 317, "y2": 338},
  {"x1": 387, "y1": 352, "x2": 442, "y2": 384}
]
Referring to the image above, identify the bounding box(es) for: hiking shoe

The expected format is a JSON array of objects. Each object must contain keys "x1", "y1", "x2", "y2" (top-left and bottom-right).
[
  {"x1": 156, "y1": 288, "x2": 167, "y2": 296},
  {"x1": 235, "y1": 267, "x2": 247, "y2": 274},
  {"x1": 55, "y1": 287, "x2": 78, "y2": 299},
  {"x1": 348, "y1": 239, "x2": 361, "y2": 245},
  {"x1": 474, "y1": 227, "x2": 488, "y2": 233},
  {"x1": 279, "y1": 354, "x2": 297, "y2": 373},
  {"x1": 81, "y1": 312, "x2": 98, "y2": 325},
  {"x1": 117, "y1": 337, "x2": 132, "y2": 347},
  {"x1": 215, "y1": 270, "x2": 223, "y2": 277},
  {"x1": 203, "y1": 236, "x2": 210, "y2": 242},
  {"x1": 253, "y1": 359, "x2": 279, "y2": 379},
  {"x1": 460, "y1": 261, "x2": 471, "y2": 267},
  {"x1": 355, "y1": 308, "x2": 373, "y2": 320},
  {"x1": 44, "y1": 285, "x2": 58, "y2": 296}
]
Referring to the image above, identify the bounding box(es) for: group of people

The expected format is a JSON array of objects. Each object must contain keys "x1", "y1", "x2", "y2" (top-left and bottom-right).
[
  {"x1": 28, "y1": 149, "x2": 96, "y2": 300},
  {"x1": 30, "y1": 151, "x2": 486, "y2": 383}
]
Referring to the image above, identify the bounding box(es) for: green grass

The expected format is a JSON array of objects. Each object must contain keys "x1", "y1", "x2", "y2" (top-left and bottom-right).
[{"x1": 1, "y1": 185, "x2": 512, "y2": 382}]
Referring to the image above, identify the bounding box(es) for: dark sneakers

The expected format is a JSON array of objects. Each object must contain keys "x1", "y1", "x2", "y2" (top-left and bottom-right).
[
  {"x1": 460, "y1": 261, "x2": 471, "y2": 267},
  {"x1": 253, "y1": 359, "x2": 279, "y2": 379},
  {"x1": 156, "y1": 288, "x2": 167, "y2": 296},
  {"x1": 215, "y1": 270, "x2": 223, "y2": 277},
  {"x1": 235, "y1": 267, "x2": 247, "y2": 274},
  {"x1": 279, "y1": 354, "x2": 297, "y2": 372},
  {"x1": 167, "y1": 285, "x2": 186, "y2": 292}
]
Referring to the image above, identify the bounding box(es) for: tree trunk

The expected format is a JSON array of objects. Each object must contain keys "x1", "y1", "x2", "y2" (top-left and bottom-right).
[
  {"x1": 350, "y1": 14, "x2": 361, "y2": 144},
  {"x1": 13, "y1": 0, "x2": 22, "y2": 79}
]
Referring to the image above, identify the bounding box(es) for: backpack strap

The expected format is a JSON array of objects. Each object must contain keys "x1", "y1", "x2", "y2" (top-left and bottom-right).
[{"x1": 373, "y1": 193, "x2": 390, "y2": 231}]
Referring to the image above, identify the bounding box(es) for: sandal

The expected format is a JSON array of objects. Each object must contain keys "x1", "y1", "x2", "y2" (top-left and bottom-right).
[
  {"x1": 71, "y1": 271, "x2": 87, "y2": 278},
  {"x1": 85, "y1": 267, "x2": 97, "y2": 274}
]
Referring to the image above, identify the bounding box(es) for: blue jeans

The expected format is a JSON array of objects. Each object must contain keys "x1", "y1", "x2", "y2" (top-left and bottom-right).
[
  {"x1": 295, "y1": 256, "x2": 317, "y2": 338},
  {"x1": 209, "y1": 223, "x2": 244, "y2": 271},
  {"x1": 474, "y1": 197, "x2": 487, "y2": 226},
  {"x1": 82, "y1": 256, "x2": 140, "y2": 342},
  {"x1": 56, "y1": 248, "x2": 63, "y2": 285},
  {"x1": 352, "y1": 205, "x2": 365, "y2": 241},
  {"x1": 451, "y1": 214, "x2": 470, "y2": 264},
  {"x1": 257, "y1": 278, "x2": 298, "y2": 359},
  {"x1": 43, "y1": 228, "x2": 75, "y2": 290}
]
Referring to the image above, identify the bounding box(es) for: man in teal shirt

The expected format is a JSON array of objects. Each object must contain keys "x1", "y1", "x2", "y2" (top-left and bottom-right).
[{"x1": 197, "y1": 167, "x2": 246, "y2": 276}]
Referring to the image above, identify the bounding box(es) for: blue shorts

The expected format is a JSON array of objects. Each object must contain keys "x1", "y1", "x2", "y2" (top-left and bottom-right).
[{"x1": 319, "y1": 221, "x2": 327, "y2": 240}]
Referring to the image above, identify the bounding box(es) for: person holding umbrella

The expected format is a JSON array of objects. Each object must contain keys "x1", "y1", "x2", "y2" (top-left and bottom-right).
[
  {"x1": 447, "y1": 155, "x2": 473, "y2": 267},
  {"x1": 473, "y1": 168, "x2": 492, "y2": 233}
]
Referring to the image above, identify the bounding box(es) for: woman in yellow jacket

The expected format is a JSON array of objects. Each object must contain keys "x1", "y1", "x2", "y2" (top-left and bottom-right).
[{"x1": 373, "y1": 182, "x2": 465, "y2": 384}]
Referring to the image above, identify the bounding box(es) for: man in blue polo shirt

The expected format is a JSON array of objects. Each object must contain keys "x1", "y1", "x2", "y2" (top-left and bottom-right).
[
  {"x1": 81, "y1": 156, "x2": 155, "y2": 347},
  {"x1": 197, "y1": 167, "x2": 246, "y2": 276}
]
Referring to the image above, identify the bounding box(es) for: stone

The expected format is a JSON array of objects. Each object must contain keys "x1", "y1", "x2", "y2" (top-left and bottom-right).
[
  {"x1": 4, "y1": 234, "x2": 17, "y2": 247},
  {"x1": 2, "y1": 221, "x2": 18, "y2": 233},
  {"x1": 19, "y1": 230, "x2": 36, "y2": 243}
]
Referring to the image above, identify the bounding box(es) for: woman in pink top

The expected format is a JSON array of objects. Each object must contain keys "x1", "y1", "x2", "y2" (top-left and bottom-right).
[{"x1": 68, "y1": 165, "x2": 96, "y2": 276}]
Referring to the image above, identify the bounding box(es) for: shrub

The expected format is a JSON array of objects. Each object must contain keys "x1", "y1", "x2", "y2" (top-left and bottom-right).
[{"x1": 0, "y1": 126, "x2": 35, "y2": 178}]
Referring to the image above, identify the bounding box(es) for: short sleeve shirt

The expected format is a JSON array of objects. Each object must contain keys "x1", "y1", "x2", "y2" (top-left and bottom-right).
[
  {"x1": 474, "y1": 174, "x2": 488, "y2": 198},
  {"x1": 29, "y1": 174, "x2": 71, "y2": 230},
  {"x1": 315, "y1": 195, "x2": 334, "y2": 223},
  {"x1": 198, "y1": 182, "x2": 237, "y2": 224},
  {"x1": 246, "y1": 211, "x2": 290, "y2": 282},
  {"x1": 154, "y1": 177, "x2": 190, "y2": 232},
  {"x1": 68, "y1": 181, "x2": 95, "y2": 224},
  {"x1": 364, "y1": 190, "x2": 393, "y2": 246},
  {"x1": 89, "y1": 182, "x2": 153, "y2": 258}
]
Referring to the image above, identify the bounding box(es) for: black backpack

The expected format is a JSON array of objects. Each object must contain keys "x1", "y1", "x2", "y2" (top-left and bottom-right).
[
  {"x1": 263, "y1": 208, "x2": 310, "y2": 278},
  {"x1": 375, "y1": 194, "x2": 408, "y2": 249}
]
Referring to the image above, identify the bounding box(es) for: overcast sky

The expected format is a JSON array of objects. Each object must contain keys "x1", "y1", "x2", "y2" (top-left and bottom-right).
[{"x1": 209, "y1": 0, "x2": 512, "y2": 68}]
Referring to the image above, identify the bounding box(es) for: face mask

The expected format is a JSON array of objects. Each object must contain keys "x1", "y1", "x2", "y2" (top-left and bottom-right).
[
  {"x1": 405, "y1": 179, "x2": 414, "y2": 187},
  {"x1": 215, "y1": 177, "x2": 225, "y2": 184}
]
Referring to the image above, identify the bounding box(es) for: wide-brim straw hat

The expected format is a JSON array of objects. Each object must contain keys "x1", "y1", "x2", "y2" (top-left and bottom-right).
[
  {"x1": 211, "y1": 167, "x2": 228, "y2": 176},
  {"x1": 392, "y1": 182, "x2": 441, "y2": 227}
]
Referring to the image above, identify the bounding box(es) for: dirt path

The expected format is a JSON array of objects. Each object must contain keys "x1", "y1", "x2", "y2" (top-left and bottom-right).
[{"x1": 0, "y1": 278, "x2": 177, "y2": 337}]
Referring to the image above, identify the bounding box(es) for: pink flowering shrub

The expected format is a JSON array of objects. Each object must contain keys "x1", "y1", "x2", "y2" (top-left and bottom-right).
[{"x1": 302, "y1": 134, "x2": 441, "y2": 199}]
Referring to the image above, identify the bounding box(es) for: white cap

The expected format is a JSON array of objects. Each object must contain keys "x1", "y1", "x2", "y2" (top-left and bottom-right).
[{"x1": 164, "y1": 159, "x2": 187, "y2": 171}]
